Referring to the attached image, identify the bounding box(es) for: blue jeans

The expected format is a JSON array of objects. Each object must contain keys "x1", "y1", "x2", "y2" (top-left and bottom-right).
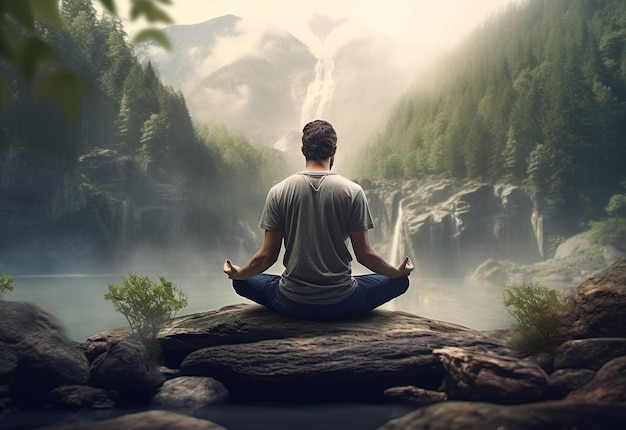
[{"x1": 232, "y1": 274, "x2": 409, "y2": 320}]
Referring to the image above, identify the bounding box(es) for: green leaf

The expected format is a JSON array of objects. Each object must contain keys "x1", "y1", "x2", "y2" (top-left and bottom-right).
[
  {"x1": 97, "y1": 0, "x2": 117, "y2": 15},
  {"x1": 28, "y1": 0, "x2": 64, "y2": 28},
  {"x1": 35, "y1": 70, "x2": 91, "y2": 121},
  {"x1": 130, "y1": 0, "x2": 173, "y2": 23},
  {"x1": 133, "y1": 28, "x2": 171, "y2": 49},
  {"x1": 14, "y1": 38, "x2": 60, "y2": 85},
  {"x1": 4, "y1": 1, "x2": 36, "y2": 32}
]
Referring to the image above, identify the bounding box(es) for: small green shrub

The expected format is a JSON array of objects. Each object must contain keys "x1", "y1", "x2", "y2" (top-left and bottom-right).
[
  {"x1": 104, "y1": 274, "x2": 188, "y2": 343},
  {"x1": 0, "y1": 273, "x2": 15, "y2": 298},
  {"x1": 606, "y1": 194, "x2": 626, "y2": 218},
  {"x1": 589, "y1": 218, "x2": 626, "y2": 251},
  {"x1": 502, "y1": 282, "x2": 569, "y2": 353}
]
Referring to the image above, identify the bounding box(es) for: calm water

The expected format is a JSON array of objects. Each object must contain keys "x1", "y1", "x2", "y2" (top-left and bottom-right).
[{"x1": 6, "y1": 272, "x2": 524, "y2": 341}]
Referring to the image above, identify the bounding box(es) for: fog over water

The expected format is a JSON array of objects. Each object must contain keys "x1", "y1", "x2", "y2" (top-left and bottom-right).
[{"x1": 9, "y1": 271, "x2": 570, "y2": 342}]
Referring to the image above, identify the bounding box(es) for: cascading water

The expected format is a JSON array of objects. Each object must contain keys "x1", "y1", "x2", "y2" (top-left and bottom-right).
[
  {"x1": 300, "y1": 58, "x2": 335, "y2": 124},
  {"x1": 389, "y1": 199, "x2": 405, "y2": 264}
]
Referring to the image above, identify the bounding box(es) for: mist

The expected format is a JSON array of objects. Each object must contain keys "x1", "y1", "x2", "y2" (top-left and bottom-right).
[{"x1": 128, "y1": 0, "x2": 519, "y2": 176}]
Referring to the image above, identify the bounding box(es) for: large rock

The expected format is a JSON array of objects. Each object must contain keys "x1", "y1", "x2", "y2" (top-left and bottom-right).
[
  {"x1": 10, "y1": 332, "x2": 90, "y2": 403},
  {"x1": 379, "y1": 401, "x2": 626, "y2": 429},
  {"x1": 566, "y1": 356, "x2": 626, "y2": 403},
  {"x1": 433, "y1": 346, "x2": 548, "y2": 404},
  {"x1": 554, "y1": 338, "x2": 626, "y2": 370},
  {"x1": 563, "y1": 259, "x2": 626, "y2": 339},
  {"x1": 38, "y1": 410, "x2": 226, "y2": 430},
  {"x1": 0, "y1": 301, "x2": 90, "y2": 405},
  {"x1": 48, "y1": 385, "x2": 119, "y2": 409},
  {"x1": 152, "y1": 376, "x2": 228, "y2": 409},
  {"x1": 141, "y1": 304, "x2": 512, "y2": 400},
  {"x1": 89, "y1": 339, "x2": 164, "y2": 400},
  {"x1": 546, "y1": 368, "x2": 595, "y2": 400}
]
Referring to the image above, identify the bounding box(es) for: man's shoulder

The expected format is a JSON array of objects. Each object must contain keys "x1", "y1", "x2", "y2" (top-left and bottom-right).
[{"x1": 326, "y1": 173, "x2": 364, "y2": 191}]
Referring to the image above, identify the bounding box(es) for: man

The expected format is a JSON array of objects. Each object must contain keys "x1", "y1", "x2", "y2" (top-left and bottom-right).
[{"x1": 223, "y1": 119, "x2": 413, "y2": 319}]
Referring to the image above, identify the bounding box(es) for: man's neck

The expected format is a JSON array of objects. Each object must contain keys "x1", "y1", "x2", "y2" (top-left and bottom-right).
[{"x1": 304, "y1": 158, "x2": 332, "y2": 172}]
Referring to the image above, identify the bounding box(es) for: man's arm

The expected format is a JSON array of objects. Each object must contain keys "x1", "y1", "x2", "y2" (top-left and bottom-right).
[
  {"x1": 349, "y1": 229, "x2": 414, "y2": 278},
  {"x1": 224, "y1": 230, "x2": 283, "y2": 280}
]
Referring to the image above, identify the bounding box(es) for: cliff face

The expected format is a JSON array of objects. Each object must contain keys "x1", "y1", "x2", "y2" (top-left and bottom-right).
[
  {"x1": 0, "y1": 148, "x2": 252, "y2": 274},
  {"x1": 0, "y1": 147, "x2": 105, "y2": 273},
  {"x1": 0, "y1": 148, "x2": 541, "y2": 276},
  {"x1": 360, "y1": 179, "x2": 543, "y2": 277}
]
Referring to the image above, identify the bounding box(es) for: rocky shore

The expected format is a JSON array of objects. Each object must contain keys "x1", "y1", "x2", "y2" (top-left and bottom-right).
[{"x1": 1, "y1": 260, "x2": 626, "y2": 429}]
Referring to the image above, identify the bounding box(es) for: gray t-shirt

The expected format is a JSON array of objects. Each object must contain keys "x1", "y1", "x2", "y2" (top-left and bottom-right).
[{"x1": 259, "y1": 172, "x2": 374, "y2": 304}]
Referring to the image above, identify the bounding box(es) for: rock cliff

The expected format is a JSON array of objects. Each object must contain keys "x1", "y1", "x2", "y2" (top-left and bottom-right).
[
  {"x1": 0, "y1": 148, "x2": 252, "y2": 273},
  {"x1": 361, "y1": 179, "x2": 543, "y2": 277}
]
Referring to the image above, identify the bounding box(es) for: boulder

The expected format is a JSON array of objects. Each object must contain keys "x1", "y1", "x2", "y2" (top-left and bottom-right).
[
  {"x1": 155, "y1": 304, "x2": 507, "y2": 366},
  {"x1": 49, "y1": 385, "x2": 119, "y2": 409},
  {"x1": 9, "y1": 332, "x2": 90, "y2": 403},
  {"x1": 89, "y1": 339, "x2": 164, "y2": 400},
  {"x1": 547, "y1": 368, "x2": 595, "y2": 400},
  {"x1": 433, "y1": 346, "x2": 548, "y2": 404},
  {"x1": 160, "y1": 304, "x2": 511, "y2": 400},
  {"x1": 152, "y1": 376, "x2": 229, "y2": 409},
  {"x1": 566, "y1": 356, "x2": 626, "y2": 403},
  {"x1": 554, "y1": 338, "x2": 626, "y2": 370},
  {"x1": 0, "y1": 301, "x2": 90, "y2": 405},
  {"x1": 379, "y1": 401, "x2": 626, "y2": 429},
  {"x1": 38, "y1": 410, "x2": 226, "y2": 430},
  {"x1": 383, "y1": 386, "x2": 447, "y2": 405},
  {"x1": 563, "y1": 259, "x2": 626, "y2": 339}
]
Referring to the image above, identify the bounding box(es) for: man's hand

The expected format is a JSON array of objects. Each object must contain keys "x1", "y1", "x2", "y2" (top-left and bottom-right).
[
  {"x1": 223, "y1": 259, "x2": 242, "y2": 280},
  {"x1": 397, "y1": 257, "x2": 414, "y2": 277}
]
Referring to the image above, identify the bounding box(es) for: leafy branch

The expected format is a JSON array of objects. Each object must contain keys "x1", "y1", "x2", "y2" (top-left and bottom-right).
[{"x1": 0, "y1": 0, "x2": 173, "y2": 118}]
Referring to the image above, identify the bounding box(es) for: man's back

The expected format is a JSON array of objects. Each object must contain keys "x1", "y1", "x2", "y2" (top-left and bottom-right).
[{"x1": 260, "y1": 172, "x2": 373, "y2": 304}]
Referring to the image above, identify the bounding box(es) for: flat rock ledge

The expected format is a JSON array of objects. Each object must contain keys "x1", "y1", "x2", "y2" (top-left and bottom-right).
[{"x1": 91, "y1": 304, "x2": 512, "y2": 400}]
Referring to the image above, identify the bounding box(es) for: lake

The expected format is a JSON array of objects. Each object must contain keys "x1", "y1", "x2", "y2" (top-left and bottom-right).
[{"x1": 5, "y1": 271, "x2": 529, "y2": 341}]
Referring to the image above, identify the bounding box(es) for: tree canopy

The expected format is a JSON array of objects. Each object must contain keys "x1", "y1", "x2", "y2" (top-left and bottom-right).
[
  {"x1": 360, "y1": 0, "x2": 626, "y2": 236},
  {"x1": 0, "y1": 0, "x2": 172, "y2": 118}
]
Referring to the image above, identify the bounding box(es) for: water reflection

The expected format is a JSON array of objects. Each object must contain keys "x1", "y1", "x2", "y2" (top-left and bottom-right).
[{"x1": 6, "y1": 273, "x2": 572, "y2": 341}]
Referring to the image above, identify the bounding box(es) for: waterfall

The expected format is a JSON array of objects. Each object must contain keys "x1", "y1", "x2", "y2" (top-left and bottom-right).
[
  {"x1": 449, "y1": 213, "x2": 462, "y2": 265},
  {"x1": 300, "y1": 58, "x2": 335, "y2": 124},
  {"x1": 119, "y1": 199, "x2": 128, "y2": 251},
  {"x1": 389, "y1": 199, "x2": 405, "y2": 264}
]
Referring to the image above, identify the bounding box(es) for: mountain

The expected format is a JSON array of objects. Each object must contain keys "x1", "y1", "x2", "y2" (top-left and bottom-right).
[{"x1": 136, "y1": 15, "x2": 419, "y2": 173}]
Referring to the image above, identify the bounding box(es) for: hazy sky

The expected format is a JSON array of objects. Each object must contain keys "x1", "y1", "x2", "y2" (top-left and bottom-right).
[{"x1": 117, "y1": 0, "x2": 520, "y2": 59}]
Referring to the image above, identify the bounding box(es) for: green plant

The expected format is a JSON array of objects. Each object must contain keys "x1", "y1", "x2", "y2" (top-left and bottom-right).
[
  {"x1": 606, "y1": 194, "x2": 626, "y2": 218},
  {"x1": 589, "y1": 218, "x2": 626, "y2": 252},
  {"x1": 502, "y1": 282, "x2": 569, "y2": 353},
  {"x1": 0, "y1": 273, "x2": 15, "y2": 297},
  {"x1": 104, "y1": 274, "x2": 188, "y2": 343}
]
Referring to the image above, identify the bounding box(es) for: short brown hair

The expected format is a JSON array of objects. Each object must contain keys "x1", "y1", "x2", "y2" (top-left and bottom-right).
[{"x1": 302, "y1": 120, "x2": 337, "y2": 160}]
